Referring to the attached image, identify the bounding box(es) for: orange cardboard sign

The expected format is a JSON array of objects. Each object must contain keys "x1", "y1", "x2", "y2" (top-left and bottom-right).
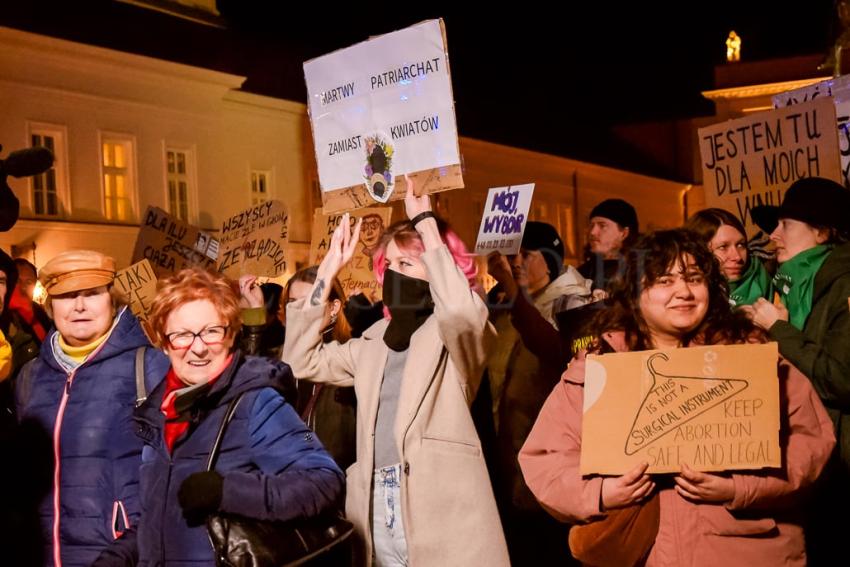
[
  {"x1": 309, "y1": 207, "x2": 392, "y2": 301},
  {"x1": 580, "y1": 343, "x2": 780, "y2": 475}
]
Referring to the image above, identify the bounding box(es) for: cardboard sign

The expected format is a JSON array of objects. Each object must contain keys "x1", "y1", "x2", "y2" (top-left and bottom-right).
[
  {"x1": 114, "y1": 259, "x2": 157, "y2": 321},
  {"x1": 132, "y1": 206, "x2": 218, "y2": 278},
  {"x1": 474, "y1": 184, "x2": 534, "y2": 255},
  {"x1": 580, "y1": 343, "x2": 780, "y2": 475},
  {"x1": 309, "y1": 207, "x2": 392, "y2": 301},
  {"x1": 698, "y1": 98, "x2": 841, "y2": 237},
  {"x1": 114, "y1": 259, "x2": 157, "y2": 340},
  {"x1": 216, "y1": 200, "x2": 290, "y2": 278},
  {"x1": 304, "y1": 19, "x2": 463, "y2": 213},
  {"x1": 774, "y1": 76, "x2": 850, "y2": 189}
]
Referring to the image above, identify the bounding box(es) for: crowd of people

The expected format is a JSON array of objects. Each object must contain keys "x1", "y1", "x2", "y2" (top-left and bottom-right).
[{"x1": 0, "y1": 175, "x2": 848, "y2": 566}]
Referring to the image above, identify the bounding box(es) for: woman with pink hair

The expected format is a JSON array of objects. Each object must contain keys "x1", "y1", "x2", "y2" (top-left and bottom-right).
[{"x1": 283, "y1": 179, "x2": 509, "y2": 566}]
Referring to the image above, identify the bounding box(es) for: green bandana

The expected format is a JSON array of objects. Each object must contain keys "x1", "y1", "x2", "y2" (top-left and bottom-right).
[
  {"x1": 729, "y1": 257, "x2": 773, "y2": 307},
  {"x1": 773, "y1": 244, "x2": 832, "y2": 330}
]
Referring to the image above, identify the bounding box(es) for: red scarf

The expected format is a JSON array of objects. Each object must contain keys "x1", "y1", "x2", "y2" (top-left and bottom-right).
[
  {"x1": 160, "y1": 354, "x2": 233, "y2": 453},
  {"x1": 9, "y1": 288, "x2": 46, "y2": 341}
]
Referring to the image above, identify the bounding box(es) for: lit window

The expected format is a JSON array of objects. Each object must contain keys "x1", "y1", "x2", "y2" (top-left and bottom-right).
[{"x1": 102, "y1": 138, "x2": 135, "y2": 221}]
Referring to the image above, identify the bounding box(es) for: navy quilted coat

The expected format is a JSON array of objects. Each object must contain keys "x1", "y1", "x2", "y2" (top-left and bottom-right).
[
  {"x1": 96, "y1": 351, "x2": 345, "y2": 566},
  {"x1": 15, "y1": 309, "x2": 169, "y2": 567}
]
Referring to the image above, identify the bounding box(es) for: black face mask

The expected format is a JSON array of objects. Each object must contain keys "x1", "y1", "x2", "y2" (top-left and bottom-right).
[{"x1": 382, "y1": 268, "x2": 434, "y2": 351}]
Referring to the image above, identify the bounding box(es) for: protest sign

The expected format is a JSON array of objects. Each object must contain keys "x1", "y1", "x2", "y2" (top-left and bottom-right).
[
  {"x1": 309, "y1": 207, "x2": 392, "y2": 300},
  {"x1": 304, "y1": 19, "x2": 463, "y2": 213},
  {"x1": 774, "y1": 75, "x2": 850, "y2": 188},
  {"x1": 132, "y1": 206, "x2": 218, "y2": 278},
  {"x1": 474, "y1": 184, "x2": 534, "y2": 255},
  {"x1": 580, "y1": 343, "x2": 780, "y2": 475},
  {"x1": 114, "y1": 259, "x2": 157, "y2": 340},
  {"x1": 698, "y1": 98, "x2": 841, "y2": 237},
  {"x1": 216, "y1": 200, "x2": 290, "y2": 278}
]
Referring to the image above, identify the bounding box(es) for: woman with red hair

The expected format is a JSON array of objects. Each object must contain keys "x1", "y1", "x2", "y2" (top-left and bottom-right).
[{"x1": 284, "y1": 179, "x2": 509, "y2": 566}]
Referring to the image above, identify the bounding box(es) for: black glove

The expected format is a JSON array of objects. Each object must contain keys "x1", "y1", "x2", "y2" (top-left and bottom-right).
[{"x1": 178, "y1": 471, "x2": 223, "y2": 525}]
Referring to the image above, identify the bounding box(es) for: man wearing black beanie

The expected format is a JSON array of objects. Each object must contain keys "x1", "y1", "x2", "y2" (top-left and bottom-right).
[
  {"x1": 483, "y1": 221, "x2": 592, "y2": 566},
  {"x1": 578, "y1": 198, "x2": 639, "y2": 291}
]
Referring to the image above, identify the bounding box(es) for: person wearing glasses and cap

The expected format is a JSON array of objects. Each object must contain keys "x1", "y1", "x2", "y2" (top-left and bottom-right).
[
  {"x1": 111, "y1": 267, "x2": 344, "y2": 567},
  {"x1": 14, "y1": 249, "x2": 170, "y2": 567},
  {"x1": 742, "y1": 176, "x2": 850, "y2": 567}
]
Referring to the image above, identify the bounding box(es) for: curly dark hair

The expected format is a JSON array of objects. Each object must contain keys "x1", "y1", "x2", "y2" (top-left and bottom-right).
[{"x1": 588, "y1": 229, "x2": 764, "y2": 353}]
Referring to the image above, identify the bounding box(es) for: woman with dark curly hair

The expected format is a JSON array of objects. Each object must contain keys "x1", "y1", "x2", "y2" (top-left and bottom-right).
[{"x1": 519, "y1": 229, "x2": 835, "y2": 567}]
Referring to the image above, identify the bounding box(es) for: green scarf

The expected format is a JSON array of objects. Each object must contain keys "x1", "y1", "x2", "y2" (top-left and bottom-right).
[
  {"x1": 729, "y1": 257, "x2": 773, "y2": 307},
  {"x1": 773, "y1": 244, "x2": 832, "y2": 330}
]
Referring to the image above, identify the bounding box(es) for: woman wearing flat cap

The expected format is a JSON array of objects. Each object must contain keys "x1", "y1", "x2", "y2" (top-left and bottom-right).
[
  {"x1": 741, "y1": 177, "x2": 850, "y2": 567},
  {"x1": 14, "y1": 250, "x2": 169, "y2": 567}
]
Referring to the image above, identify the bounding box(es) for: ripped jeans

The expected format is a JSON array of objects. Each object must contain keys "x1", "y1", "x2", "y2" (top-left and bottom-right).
[{"x1": 372, "y1": 464, "x2": 409, "y2": 566}]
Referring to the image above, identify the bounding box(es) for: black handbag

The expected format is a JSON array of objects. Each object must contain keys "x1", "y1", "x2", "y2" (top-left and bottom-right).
[{"x1": 205, "y1": 391, "x2": 354, "y2": 567}]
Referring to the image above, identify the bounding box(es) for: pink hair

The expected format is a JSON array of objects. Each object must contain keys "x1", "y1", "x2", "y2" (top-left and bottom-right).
[{"x1": 373, "y1": 219, "x2": 478, "y2": 288}]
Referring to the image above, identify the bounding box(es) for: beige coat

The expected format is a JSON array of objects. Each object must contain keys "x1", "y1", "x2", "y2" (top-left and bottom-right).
[
  {"x1": 519, "y1": 332, "x2": 836, "y2": 567},
  {"x1": 283, "y1": 246, "x2": 510, "y2": 566}
]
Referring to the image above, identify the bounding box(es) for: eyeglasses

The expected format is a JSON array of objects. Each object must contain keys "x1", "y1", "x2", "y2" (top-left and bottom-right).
[{"x1": 165, "y1": 325, "x2": 230, "y2": 349}]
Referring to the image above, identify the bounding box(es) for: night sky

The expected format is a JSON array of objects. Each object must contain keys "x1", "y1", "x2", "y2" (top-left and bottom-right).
[{"x1": 1, "y1": 1, "x2": 839, "y2": 169}]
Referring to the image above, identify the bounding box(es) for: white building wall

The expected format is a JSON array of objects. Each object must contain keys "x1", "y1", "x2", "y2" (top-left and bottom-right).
[{"x1": 0, "y1": 27, "x2": 312, "y2": 270}]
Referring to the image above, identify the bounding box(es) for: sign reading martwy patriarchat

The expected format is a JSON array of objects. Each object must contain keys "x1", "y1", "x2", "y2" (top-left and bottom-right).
[
  {"x1": 304, "y1": 19, "x2": 463, "y2": 213},
  {"x1": 474, "y1": 184, "x2": 535, "y2": 256},
  {"x1": 698, "y1": 98, "x2": 841, "y2": 237},
  {"x1": 580, "y1": 343, "x2": 780, "y2": 475}
]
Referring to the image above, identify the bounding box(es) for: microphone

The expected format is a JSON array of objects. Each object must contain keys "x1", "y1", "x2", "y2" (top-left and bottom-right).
[
  {"x1": 0, "y1": 144, "x2": 54, "y2": 232},
  {"x1": 2, "y1": 147, "x2": 54, "y2": 178}
]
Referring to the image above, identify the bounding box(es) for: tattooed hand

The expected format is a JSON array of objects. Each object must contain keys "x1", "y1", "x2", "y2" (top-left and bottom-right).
[{"x1": 306, "y1": 212, "x2": 361, "y2": 308}]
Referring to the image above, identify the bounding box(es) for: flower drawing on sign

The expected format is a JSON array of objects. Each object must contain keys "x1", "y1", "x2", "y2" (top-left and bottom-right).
[{"x1": 364, "y1": 134, "x2": 394, "y2": 203}]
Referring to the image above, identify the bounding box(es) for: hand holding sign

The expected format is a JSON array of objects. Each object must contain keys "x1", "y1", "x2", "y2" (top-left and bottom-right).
[
  {"x1": 474, "y1": 184, "x2": 535, "y2": 256},
  {"x1": 404, "y1": 173, "x2": 431, "y2": 219},
  {"x1": 405, "y1": 174, "x2": 442, "y2": 251},
  {"x1": 600, "y1": 462, "x2": 655, "y2": 511},
  {"x1": 238, "y1": 274, "x2": 264, "y2": 309},
  {"x1": 673, "y1": 463, "x2": 734, "y2": 504},
  {"x1": 486, "y1": 252, "x2": 518, "y2": 301},
  {"x1": 312, "y1": 213, "x2": 362, "y2": 307}
]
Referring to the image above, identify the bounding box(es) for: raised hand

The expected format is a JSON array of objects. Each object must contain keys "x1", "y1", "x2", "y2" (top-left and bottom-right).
[
  {"x1": 404, "y1": 174, "x2": 432, "y2": 221},
  {"x1": 309, "y1": 213, "x2": 361, "y2": 307},
  {"x1": 238, "y1": 274, "x2": 264, "y2": 309}
]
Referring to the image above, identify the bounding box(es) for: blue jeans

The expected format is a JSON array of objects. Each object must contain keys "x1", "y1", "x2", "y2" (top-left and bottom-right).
[{"x1": 372, "y1": 464, "x2": 408, "y2": 566}]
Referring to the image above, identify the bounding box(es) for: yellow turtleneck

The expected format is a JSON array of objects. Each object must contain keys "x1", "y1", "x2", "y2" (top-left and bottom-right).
[{"x1": 58, "y1": 332, "x2": 110, "y2": 364}]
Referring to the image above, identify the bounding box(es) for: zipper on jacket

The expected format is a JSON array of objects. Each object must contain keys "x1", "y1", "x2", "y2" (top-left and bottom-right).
[
  {"x1": 159, "y1": 443, "x2": 174, "y2": 564},
  {"x1": 111, "y1": 500, "x2": 130, "y2": 539},
  {"x1": 47, "y1": 328, "x2": 117, "y2": 567},
  {"x1": 51, "y1": 370, "x2": 76, "y2": 567}
]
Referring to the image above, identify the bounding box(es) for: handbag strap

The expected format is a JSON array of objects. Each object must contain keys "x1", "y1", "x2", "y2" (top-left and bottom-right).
[
  {"x1": 134, "y1": 346, "x2": 147, "y2": 408},
  {"x1": 205, "y1": 391, "x2": 246, "y2": 472}
]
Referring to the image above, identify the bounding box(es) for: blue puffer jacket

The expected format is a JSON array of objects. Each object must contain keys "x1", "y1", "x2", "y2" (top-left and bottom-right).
[
  {"x1": 15, "y1": 308, "x2": 169, "y2": 567},
  {"x1": 107, "y1": 352, "x2": 345, "y2": 566}
]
